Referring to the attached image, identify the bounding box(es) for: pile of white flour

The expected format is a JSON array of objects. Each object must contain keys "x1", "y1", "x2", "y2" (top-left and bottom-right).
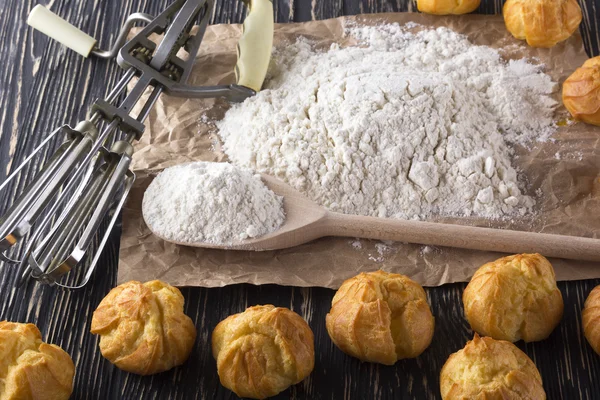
[
  {"x1": 217, "y1": 24, "x2": 558, "y2": 219},
  {"x1": 142, "y1": 162, "x2": 285, "y2": 244}
]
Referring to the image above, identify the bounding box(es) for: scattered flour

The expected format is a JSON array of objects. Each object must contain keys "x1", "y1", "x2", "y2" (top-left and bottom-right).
[
  {"x1": 142, "y1": 162, "x2": 285, "y2": 244},
  {"x1": 421, "y1": 245, "x2": 436, "y2": 255},
  {"x1": 375, "y1": 242, "x2": 393, "y2": 256},
  {"x1": 350, "y1": 240, "x2": 363, "y2": 249},
  {"x1": 368, "y1": 241, "x2": 395, "y2": 262},
  {"x1": 217, "y1": 23, "x2": 558, "y2": 220}
]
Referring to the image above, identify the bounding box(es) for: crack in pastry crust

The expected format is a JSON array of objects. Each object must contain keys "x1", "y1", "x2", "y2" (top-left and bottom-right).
[
  {"x1": 212, "y1": 305, "x2": 315, "y2": 399},
  {"x1": 503, "y1": 0, "x2": 582, "y2": 48},
  {"x1": 90, "y1": 280, "x2": 196, "y2": 375},
  {"x1": 583, "y1": 285, "x2": 600, "y2": 355},
  {"x1": 463, "y1": 253, "x2": 563, "y2": 343},
  {"x1": 0, "y1": 321, "x2": 75, "y2": 400},
  {"x1": 440, "y1": 334, "x2": 546, "y2": 399},
  {"x1": 325, "y1": 270, "x2": 435, "y2": 365},
  {"x1": 563, "y1": 56, "x2": 600, "y2": 126}
]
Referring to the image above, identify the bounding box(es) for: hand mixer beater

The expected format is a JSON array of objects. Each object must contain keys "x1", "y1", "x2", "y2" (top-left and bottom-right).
[{"x1": 0, "y1": 0, "x2": 273, "y2": 288}]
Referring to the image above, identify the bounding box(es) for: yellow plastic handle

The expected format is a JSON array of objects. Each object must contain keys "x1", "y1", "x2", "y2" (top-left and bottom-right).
[{"x1": 235, "y1": 0, "x2": 274, "y2": 92}]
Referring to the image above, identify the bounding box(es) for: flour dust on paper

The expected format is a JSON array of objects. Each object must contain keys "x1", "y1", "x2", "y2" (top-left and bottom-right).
[{"x1": 216, "y1": 23, "x2": 558, "y2": 220}]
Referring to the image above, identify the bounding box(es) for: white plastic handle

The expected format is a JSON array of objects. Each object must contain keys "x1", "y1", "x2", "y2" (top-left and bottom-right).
[{"x1": 27, "y1": 5, "x2": 97, "y2": 58}]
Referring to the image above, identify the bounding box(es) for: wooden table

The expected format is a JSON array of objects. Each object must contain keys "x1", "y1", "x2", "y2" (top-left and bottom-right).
[{"x1": 0, "y1": 0, "x2": 599, "y2": 399}]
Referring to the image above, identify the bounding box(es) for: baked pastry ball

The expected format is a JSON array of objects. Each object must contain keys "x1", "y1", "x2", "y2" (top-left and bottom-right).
[
  {"x1": 440, "y1": 334, "x2": 546, "y2": 399},
  {"x1": 582, "y1": 285, "x2": 600, "y2": 355},
  {"x1": 463, "y1": 253, "x2": 563, "y2": 342},
  {"x1": 417, "y1": 0, "x2": 480, "y2": 15},
  {"x1": 90, "y1": 280, "x2": 196, "y2": 375},
  {"x1": 212, "y1": 305, "x2": 314, "y2": 399},
  {"x1": 563, "y1": 56, "x2": 600, "y2": 126},
  {"x1": 503, "y1": 0, "x2": 582, "y2": 48},
  {"x1": 326, "y1": 270, "x2": 434, "y2": 365},
  {"x1": 0, "y1": 321, "x2": 74, "y2": 400}
]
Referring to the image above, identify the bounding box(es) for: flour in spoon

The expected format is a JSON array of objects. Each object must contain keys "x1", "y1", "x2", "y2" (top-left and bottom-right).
[
  {"x1": 217, "y1": 24, "x2": 558, "y2": 219},
  {"x1": 142, "y1": 162, "x2": 285, "y2": 244}
]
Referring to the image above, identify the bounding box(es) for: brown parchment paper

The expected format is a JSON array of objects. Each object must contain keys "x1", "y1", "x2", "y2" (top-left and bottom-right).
[{"x1": 117, "y1": 13, "x2": 600, "y2": 288}]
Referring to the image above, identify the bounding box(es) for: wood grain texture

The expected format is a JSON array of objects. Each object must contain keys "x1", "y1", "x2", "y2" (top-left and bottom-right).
[{"x1": 0, "y1": 0, "x2": 599, "y2": 399}]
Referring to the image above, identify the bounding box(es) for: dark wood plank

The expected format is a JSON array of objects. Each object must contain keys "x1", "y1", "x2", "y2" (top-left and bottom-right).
[{"x1": 0, "y1": 0, "x2": 599, "y2": 399}]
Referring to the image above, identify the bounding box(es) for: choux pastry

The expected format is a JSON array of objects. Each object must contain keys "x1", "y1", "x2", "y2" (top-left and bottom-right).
[
  {"x1": 326, "y1": 270, "x2": 434, "y2": 365},
  {"x1": 212, "y1": 305, "x2": 314, "y2": 399},
  {"x1": 417, "y1": 0, "x2": 480, "y2": 15},
  {"x1": 563, "y1": 56, "x2": 600, "y2": 126},
  {"x1": 440, "y1": 334, "x2": 546, "y2": 399},
  {"x1": 90, "y1": 280, "x2": 196, "y2": 375},
  {"x1": 463, "y1": 254, "x2": 563, "y2": 342},
  {"x1": 503, "y1": 0, "x2": 582, "y2": 48},
  {"x1": 0, "y1": 321, "x2": 75, "y2": 400},
  {"x1": 463, "y1": 253, "x2": 563, "y2": 342},
  {"x1": 583, "y1": 285, "x2": 600, "y2": 355}
]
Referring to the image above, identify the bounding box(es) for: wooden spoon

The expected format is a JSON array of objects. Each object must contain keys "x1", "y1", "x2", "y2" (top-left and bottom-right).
[{"x1": 151, "y1": 174, "x2": 600, "y2": 261}]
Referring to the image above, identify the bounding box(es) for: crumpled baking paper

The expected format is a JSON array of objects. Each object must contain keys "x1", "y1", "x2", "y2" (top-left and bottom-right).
[{"x1": 117, "y1": 13, "x2": 600, "y2": 288}]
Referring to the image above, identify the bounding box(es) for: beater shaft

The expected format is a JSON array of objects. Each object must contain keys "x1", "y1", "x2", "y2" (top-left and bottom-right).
[{"x1": 3, "y1": 0, "x2": 215, "y2": 287}]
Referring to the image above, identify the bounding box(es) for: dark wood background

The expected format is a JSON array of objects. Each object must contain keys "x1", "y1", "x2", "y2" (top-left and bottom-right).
[{"x1": 0, "y1": 0, "x2": 599, "y2": 399}]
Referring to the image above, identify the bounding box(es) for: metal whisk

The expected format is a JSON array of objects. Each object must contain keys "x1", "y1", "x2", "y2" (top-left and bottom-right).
[{"x1": 0, "y1": 0, "x2": 273, "y2": 288}]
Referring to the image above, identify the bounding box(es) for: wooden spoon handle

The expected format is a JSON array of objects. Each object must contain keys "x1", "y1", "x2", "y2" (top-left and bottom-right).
[{"x1": 323, "y1": 212, "x2": 600, "y2": 261}]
